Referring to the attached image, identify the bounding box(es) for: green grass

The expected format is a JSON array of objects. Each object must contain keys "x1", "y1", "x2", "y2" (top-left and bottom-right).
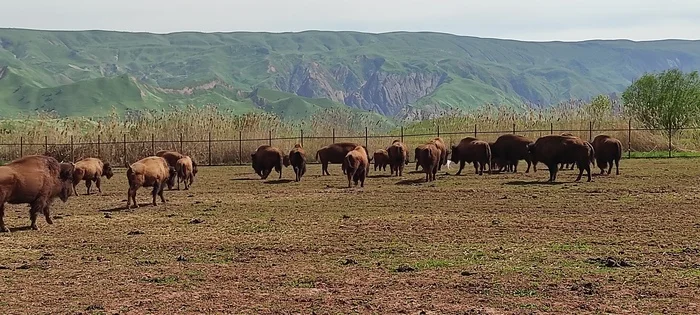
[{"x1": 627, "y1": 151, "x2": 700, "y2": 159}]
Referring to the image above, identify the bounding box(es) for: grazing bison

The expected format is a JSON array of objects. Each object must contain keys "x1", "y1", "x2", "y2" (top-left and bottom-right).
[
  {"x1": 126, "y1": 156, "x2": 176, "y2": 208},
  {"x1": 316, "y1": 142, "x2": 362, "y2": 176},
  {"x1": 450, "y1": 138, "x2": 491, "y2": 175},
  {"x1": 529, "y1": 135, "x2": 595, "y2": 182},
  {"x1": 373, "y1": 149, "x2": 390, "y2": 172},
  {"x1": 284, "y1": 144, "x2": 307, "y2": 182},
  {"x1": 176, "y1": 156, "x2": 197, "y2": 190},
  {"x1": 490, "y1": 134, "x2": 535, "y2": 173},
  {"x1": 72, "y1": 157, "x2": 114, "y2": 196},
  {"x1": 592, "y1": 135, "x2": 622, "y2": 175},
  {"x1": 387, "y1": 140, "x2": 409, "y2": 176},
  {"x1": 0, "y1": 155, "x2": 75, "y2": 232},
  {"x1": 155, "y1": 150, "x2": 193, "y2": 189},
  {"x1": 252, "y1": 145, "x2": 285, "y2": 180},
  {"x1": 417, "y1": 143, "x2": 441, "y2": 182},
  {"x1": 345, "y1": 146, "x2": 369, "y2": 187}
]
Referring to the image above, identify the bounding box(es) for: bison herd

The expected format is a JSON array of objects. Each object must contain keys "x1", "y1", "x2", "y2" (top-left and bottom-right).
[{"x1": 0, "y1": 133, "x2": 622, "y2": 232}]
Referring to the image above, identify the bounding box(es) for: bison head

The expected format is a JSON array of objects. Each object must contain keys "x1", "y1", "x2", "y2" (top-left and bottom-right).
[
  {"x1": 192, "y1": 160, "x2": 199, "y2": 176},
  {"x1": 251, "y1": 153, "x2": 262, "y2": 176},
  {"x1": 449, "y1": 145, "x2": 460, "y2": 163},
  {"x1": 58, "y1": 162, "x2": 75, "y2": 201},
  {"x1": 283, "y1": 155, "x2": 290, "y2": 167},
  {"x1": 103, "y1": 162, "x2": 114, "y2": 179},
  {"x1": 167, "y1": 166, "x2": 177, "y2": 190}
]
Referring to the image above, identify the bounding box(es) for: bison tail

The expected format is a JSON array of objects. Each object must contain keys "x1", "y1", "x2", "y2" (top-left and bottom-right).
[{"x1": 615, "y1": 140, "x2": 623, "y2": 160}]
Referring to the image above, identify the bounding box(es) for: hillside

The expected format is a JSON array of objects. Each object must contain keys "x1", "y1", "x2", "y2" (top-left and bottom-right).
[{"x1": 1, "y1": 28, "x2": 700, "y2": 118}]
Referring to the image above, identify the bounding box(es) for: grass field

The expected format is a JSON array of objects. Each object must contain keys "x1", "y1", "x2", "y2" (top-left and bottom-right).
[{"x1": 1, "y1": 159, "x2": 700, "y2": 313}]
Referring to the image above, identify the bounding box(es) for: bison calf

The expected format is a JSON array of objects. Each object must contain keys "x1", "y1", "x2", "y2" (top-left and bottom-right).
[
  {"x1": 72, "y1": 157, "x2": 113, "y2": 195},
  {"x1": 126, "y1": 156, "x2": 176, "y2": 209},
  {"x1": 284, "y1": 144, "x2": 307, "y2": 182},
  {"x1": 0, "y1": 155, "x2": 75, "y2": 232},
  {"x1": 592, "y1": 135, "x2": 622, "y2": 175},
  {"x1": 345, "y1": 146, "x2": 369, "y2": 187}
]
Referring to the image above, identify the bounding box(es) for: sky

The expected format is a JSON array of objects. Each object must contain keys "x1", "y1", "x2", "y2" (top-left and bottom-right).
[{"x1": 2, "y1": 0, "x2": 700, "y2": 41}]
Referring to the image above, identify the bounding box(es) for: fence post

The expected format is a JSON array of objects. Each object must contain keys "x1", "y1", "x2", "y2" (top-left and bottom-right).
[
  {"x1": 98, "y1": 134, "x2": 101, "y2": 158},
  {"x1": 238, "y1": 130, "x2": 242, "y2": 165},
  {"x1": 628, "y1": 119, "x2": 631, "y2": 159},
  {"x1": 512, "y1": 123, "x2": 516, "y2": 134},
  {"x1": 400, "y1": 126, "x2": 404, "y2": 143},
  {"x1": 668, "y1": 125, "x2": 672, "y2": 158},
  {"x1": 437, "y1": 125, "x2": 440, "y2": 138},
  {"x1": 474, "y1": 125, "x2": 477, "y2": 138},
  {"x1": 70, "y1": 135, "x2": 74, "y2": 162},
  {"x1": 44, "y1": 136, "x2": 48, "y2": 154},
  {"x1": 180, "y1": 133, "x2": 183, "y2": 154},
  {"x1": 550, "y1": 122, "x2": 554, "y2": 134},
  {"x1": 20, "y1": 136, "x2": 23, "y2": 157},
  {"x1": 151, "y1": 133, "x2": 155, "y2": 156},
  {"x1": 123, "y1": 134, "x2": 127, "y2": 165},
  {"x1": 332, "y1": 128, "x2": 336, "y2": 144},
  {"x1": 589, "y1": 121, "x2": 593, "y2": 142},
  {"x1": 300, "y1": 129, "x2": 304, "y2": 147},
  {"x1": 208, "y1": 131, "x2": 212, "y2": 166},
  {"x1": 269, "y1": 130, "x2": 272, "y2": 146},
  {"x1": 365, "y1": 127, "x2": 368, "y2": 151}
]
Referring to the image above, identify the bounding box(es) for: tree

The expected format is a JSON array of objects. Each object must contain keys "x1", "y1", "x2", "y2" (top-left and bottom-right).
[
  {"x1": 622, "y1": 69, "x2": 700, "y2": 136},
  {"x1": 585, "y1": 94, "x2": 613, "y2": 129}
]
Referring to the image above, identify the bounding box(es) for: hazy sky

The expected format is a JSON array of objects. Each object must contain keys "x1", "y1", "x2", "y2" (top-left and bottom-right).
[{"x1": 2, "y1": 0, "x2": 700, "y2": 41}]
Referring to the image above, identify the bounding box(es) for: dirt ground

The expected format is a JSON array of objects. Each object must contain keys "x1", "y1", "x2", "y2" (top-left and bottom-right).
[{"x1": 1, "y1": 159, "x2": 700, "y2": 314}]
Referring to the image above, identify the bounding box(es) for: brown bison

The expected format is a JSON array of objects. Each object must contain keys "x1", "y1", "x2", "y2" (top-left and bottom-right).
[
  {"x1": 414, "y1": 146, "x2": 422, "y2": 171},
  {"x1": 431, "y1": 137, "x2": 448, "y2": 170},
  {"x1": 252, "y1": 145, "x2": 285, "y2": 180},
  {"x1": 373, "y1": 149, "x2": 390, "y2": 172},
  {"x1": 316, "y1": 142, "x2": 362, "y2": 176},
  {"x1": 176, "y1": 156, "x2": 197, "y2": 190},
  {"x1": 283, "y1": 144, "x2": 307, "y2": 182},
  {"x1": 490, "y1": 134, "x2": 535, "y2": 173},
  {"x1": 529, "y1": 135, "x2": 595, "y2": 182},
  {"x1": 155, "y1": 150, "x2": 197, "y2": 189},
  {"x1": 450, "y1": 137, "x2": 491, "y2": 175},
  {"x1": 345, "y1": 146, "x2": 369, "y2": 187},
  {"x1": 387, "y1": 140, "x2": 409, "y2": 176},
  {"x1": 592, "y1": 135, "x2": 622, "y2": 175},
  {"x1": 417, "y1": 143, "x2": 441, "y2": 182},
  {"x1": 0, "y1": 155, "x2": 75, "y2": 232},
  {"x1": 72, "y1": 157, "x2": 114, "y2": 195},
  {"x1": 125, "y1": 156, "x2": 176, "y2": 208}
]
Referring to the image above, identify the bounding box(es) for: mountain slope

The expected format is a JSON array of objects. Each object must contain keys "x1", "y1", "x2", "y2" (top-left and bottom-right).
[{"x1": 1, "y1": 28, "x2": 700, "y2": 117}]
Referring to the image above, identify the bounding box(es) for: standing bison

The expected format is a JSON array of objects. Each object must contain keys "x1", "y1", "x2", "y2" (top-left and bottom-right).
[
  {"x1": 450, "y1": 137, "x2": 491, "y2": 175},
  {"x1": 316, "y1": 142, "x2": 362, "y2": 176},
  {"x1": 417, "y1": 143, "x2": 441, "y2": 182},
  {"x1": 252, "y1": 145, "x2": 285, "y2": 180},
  {"x1": 373, "y1": 149, "x2": 390, "y2": 172},
  {"x1": 126, "y1": 156, "x2": 176, "y2": 208},
  {"x1": 387, "y1": 140, "x2": 409, "y2": 176},
  {"x1": 155, "y1": 150, "x2": 197, "y2": 189},
  {"x1": 592, "y1": 135, "x2": 622, "y2": 175},
  {"x1": 529, "y1": 135, "x2": 595, "y2": 182},
  {"x1": 284, "y1": 144, "x2": 307, "y2": 182},
  {"x1": 72, "y1": 157, "x2": 114, "y2": 195},
  {"x1": 414, "y1": 146, "x2": 422, "y2": 171},
  {"x1": 431, "y1": 137, "x2": 448, "y2": 170},
  {"x1": 176, "y1": 156, "x2": 197, "y2": 190},
  {"x1": 0, "y1": 155, "x2": 75, "y2": 232},
  {"x1": 345, "y1": 146, "x2": 369, "y2": 187},
  {"x1": 490, "y1": 134, "x2": 535, "y2": 173}
]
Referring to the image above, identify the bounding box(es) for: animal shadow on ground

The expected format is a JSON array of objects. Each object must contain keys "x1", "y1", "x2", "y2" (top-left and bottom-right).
[
  {"x1": 8, "y1": 226, "x2": 34, "y2": 233},
  {"x1": 264, "y1": 179, "x2": 294, "y2": 184},
  {"x1": 99, "y1": 203, "x2": 154, "y2": 212},
  {"x1": 407, "y1": 170, "x2": 424, "y2": 174},
  {"x1": 504, "y1": 180, "x2": 562, "y2": 186},
  {"x1": 368, "y1": 174, "x2": 392, "y2": 178},
  {"x1": 230, "y1": 177, "x2": 258, "y2": 181},
  {"x1": 395, "y1": 178, "x2": 431, "y2": 185}
]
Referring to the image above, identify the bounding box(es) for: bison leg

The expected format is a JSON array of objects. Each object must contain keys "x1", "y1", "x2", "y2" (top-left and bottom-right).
[
  {"x1": 615, "y1": 159, "x2": 620, "y2": 175},
  {"x1": 455, "y1": 161, "x2": 465, "y2": 176},
  {"x1": 127, "y1": 185, "x2": 139, "y2": 209},
  {"x1": 0, "y1": 204, "x2": 8, "y2": 233},
  {"x1": 547, "y1": 164, "x2": 558, "y2": 182},
  {"x1": 96, "y1": 177, "x2": 103, "y2": 194},
  {"x1": 399, "y1": 165, "x2": 404, "y2": 177},
  {"x1": 29, "y1": 202, "x2": 44, "y2": 230},
  {"x1": 158, "y1": 182, "x2": 167, "y2": 203},
  {"x1": 85, "y1": 180, "x2": 92, "y2": 195},
  {"x1": 347, "y1": 171, "x2": 353, "y2": 188},
  {"x1": 525, "y1": 159, "x2": 532, "y2": 173},
  {"x1": 607, "y1": 161, "x2": 614, "y2": 175},
  {"x1": 42, "y1": 200, "x2": 55, "y2": 225},
  {"x1": 72, "y1": 183, "x2": 79, "y2": 197},
  {"x1": 473, "y1": 162, "x2": 479, "y2": 175},
  {"x1": 151, "y1": 185, "x2": 159, "y2": 206}
]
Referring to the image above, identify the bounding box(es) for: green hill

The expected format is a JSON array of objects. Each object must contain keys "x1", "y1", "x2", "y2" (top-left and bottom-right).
[{"x1": 1, "y1": 28, "x2": 700, "y2": 118}]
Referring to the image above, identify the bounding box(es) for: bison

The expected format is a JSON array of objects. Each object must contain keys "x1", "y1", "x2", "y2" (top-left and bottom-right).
[
  {"x1": 417, "y1": 143, "x2": 441, "y2": 182},
  {"x1": 284, "y1": 144, "x2": 307, "y2": 182},
  {"x1": 176, "y1": 156, "x2": 197, "y2": 190},
  {"x1": 252, "y1": 145, "x2": 285, "y2": 180},
  {"x1": 387, "y1": 140, "x2": 409, "y2": 176},
  {"x1": 529, "y1": 135, "x2": 595, "y2": 182},
  {"x1": 592, "y1": 135, "x2": 622, "y2": 175},
  {"x1": 316, "y1": 142, "x2": 362, "y2": 176},
  {"x1": 0, "y1": 155, "x2": 75, "y2": 232},
  {"x1": 431, "y1": 137, "x2": 448, "y2": 170},
  {"x1": 345, "y1": 146, "x2": 369, "y2": 187},
  {"x1": 373, "y1": 149, "x2": 390, "y2": 172},
  {"x1": 490, "y1": 134, "x2": 535, "y2": 173},
  {"x1": 414, "y1": 146, "x2": 422, "y2": 171},
  {"x1": 125, "y1": 156, "x2": 176, "y2": 209},
  {"x1": 450, "y1": 137, "x2": 491, "y2": 176},
  {"x1": 72, "y1": 157, "x2": 114, "y2": 195},
  {"x1": 155, "y1": 150, "x2": 197, "y2": 190}
]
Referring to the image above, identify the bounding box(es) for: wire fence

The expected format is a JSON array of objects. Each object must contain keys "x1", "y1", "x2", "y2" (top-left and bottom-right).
[{"x1": 0, "y1": 120, "x2": 695, "y2": 166}]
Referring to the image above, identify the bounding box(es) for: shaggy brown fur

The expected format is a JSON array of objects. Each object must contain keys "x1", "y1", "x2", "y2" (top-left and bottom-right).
[
  {"x1": 316, "y1": 142, "x2": 362, "y2": 176},
  {"x1": 592, "y1": 135, "x2": 622, "y2": 175},
  {"x1": 430, "y1": 137, "x2": 448, "y2": 170},
  {"x1": 373, "y1": 149, "x2": 390, "y2": 172},
  {"x1": 387, "y1": 140, "x2": 409, "y2": 176},
  {"x1": 176, "y1": 156, "x2": 196, "y2": 190},
  {"x1": 252, "y1": 145, "x2": 285, "y2": 180},
  {"x1": 529, "y1": 135, "x2": 594, "y2": 182},
  {"x1": 284, "y1": 144, "x2": 307, "y2": 182},
  {"x1": 155, "y1": 150, "x2": 195, "y2": 189},
  {"x1": 450, "y1": 138, "x2": 491, "y2": 176},
  {"x1": 72, "y1": 157, "x2": 114, "y2": 195},
  {"x1": 490, "y1": 134, "x2": 535, "y2": 173},
  {"x1": 0, "y1": 155, "x2": 75, "y2": 232},
  {"x1": 125, "y1": 156, "x2": 176, "y2": 208},
  {"x1": 417, "y1": 143, "x2": 441, "y2": 182},
  {"x1": 345, "y1": 146, "x2": 369, "y2": 187}
]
